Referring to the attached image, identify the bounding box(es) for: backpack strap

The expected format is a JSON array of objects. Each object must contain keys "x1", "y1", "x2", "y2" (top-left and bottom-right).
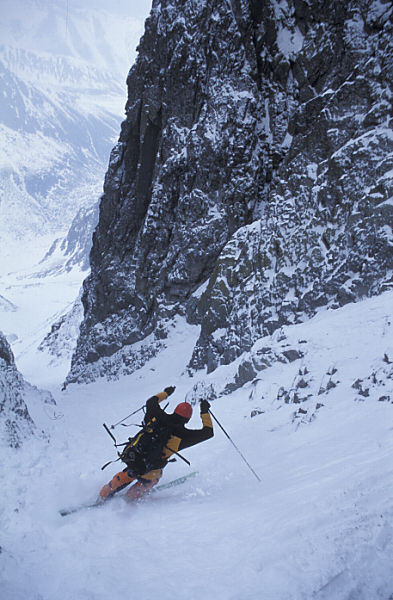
[{"x1": 101, "y1": 457, "x2": 121, "y2": 470}]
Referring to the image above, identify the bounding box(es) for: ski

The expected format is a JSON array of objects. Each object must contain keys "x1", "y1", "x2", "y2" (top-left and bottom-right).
[
  {"x1": 59, "y1": 499, "x2": 104, "y2": 517},
  {"x1": 152, "y1": 470, "x2": 198, "y2": 492},
  {"x1": 59, "y1": 471, "x2": 198, "y2": 516}
]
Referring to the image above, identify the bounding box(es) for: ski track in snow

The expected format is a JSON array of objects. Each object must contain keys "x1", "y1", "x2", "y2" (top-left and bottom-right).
[{"x1": 1, "y1": 253, "x2": 393, "y2": 599}]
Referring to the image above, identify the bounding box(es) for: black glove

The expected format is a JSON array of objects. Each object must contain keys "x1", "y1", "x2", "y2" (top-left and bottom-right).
[
  {"x1": 164, "y1": 386, "x2": 176, "y2": 396},
  {"x1": 200, "y1": 399, "x2": 211, "y2": 413}
]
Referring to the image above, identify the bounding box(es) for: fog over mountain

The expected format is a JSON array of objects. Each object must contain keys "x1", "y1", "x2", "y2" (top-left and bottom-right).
[
  {"x1": 0, "y1": 0, "x2": 150, "y2": 75},
  {"x1": 0, "y1": 0, "x2": 151, "y2": 246}
]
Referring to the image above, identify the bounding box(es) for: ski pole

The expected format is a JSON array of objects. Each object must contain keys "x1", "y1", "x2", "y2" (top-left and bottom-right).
[
  {"x1": 110, "y1": 406, "x2": 145, "y2": 429},
  {"x1": 208, "y1": 409, "x2": 261, "y2": 482},
  {"x1": 103, "y1": 423, "x2": 117, "y2": 444}
]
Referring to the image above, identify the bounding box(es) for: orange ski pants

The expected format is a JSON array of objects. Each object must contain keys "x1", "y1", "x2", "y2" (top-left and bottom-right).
[{"x1": 99, "y1": 469, "x2": 163, "y2": 501}]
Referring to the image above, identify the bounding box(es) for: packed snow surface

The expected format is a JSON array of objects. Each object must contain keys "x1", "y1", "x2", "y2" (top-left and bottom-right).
[{"x1": 1, "y1": 250, "x2": 393, "y2": 599}]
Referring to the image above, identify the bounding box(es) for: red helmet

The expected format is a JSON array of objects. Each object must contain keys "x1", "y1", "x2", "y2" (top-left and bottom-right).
[{"x1": 174, "y1": 402, "x2": 193, "y2": 420}]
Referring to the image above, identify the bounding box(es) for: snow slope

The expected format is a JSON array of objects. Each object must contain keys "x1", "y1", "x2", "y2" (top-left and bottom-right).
[
  {"x1": 1, "y1": 288, "x2": 393, "y2": 599},
  {"x1": 0, "y1": 235, "x2": 86, "y2": 391}
]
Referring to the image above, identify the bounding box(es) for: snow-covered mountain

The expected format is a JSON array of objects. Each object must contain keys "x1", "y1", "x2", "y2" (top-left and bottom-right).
[{"x1": 0, "y1": 44, "x2": 121, "y2": 232}]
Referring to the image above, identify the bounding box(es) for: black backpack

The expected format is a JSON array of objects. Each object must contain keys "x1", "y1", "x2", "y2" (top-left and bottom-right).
[{"x1": 118, "y1": 417, "x2": 174, "y2": 477}]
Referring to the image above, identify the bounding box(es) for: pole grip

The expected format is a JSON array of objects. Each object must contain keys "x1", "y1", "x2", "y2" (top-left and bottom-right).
[
  {"x1": 111, "y1": 405, "x2": 145, "y2": 429},
  {"x1": 103, "y1": 422, "x2": 117, "y2": 445}
]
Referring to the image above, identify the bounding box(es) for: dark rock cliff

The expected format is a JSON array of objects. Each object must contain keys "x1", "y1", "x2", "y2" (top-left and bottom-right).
[{"x1": 66, "y1": 0, "x2": 393, "y2": 384}]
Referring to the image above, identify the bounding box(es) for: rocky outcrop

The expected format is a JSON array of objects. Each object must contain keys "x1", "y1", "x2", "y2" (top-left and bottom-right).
[
  {"x1": 189, "y1": 0, "x2": 393, "y2": 372},
  {"x1": 67, "y1": 0, "x2": 263, "y2": 383},
  {"x1": 67, "y1": 0, "x2": 393, "y2": 384},
  {"x1": 0, "y1": 332, "x2": 36, "y2": 447}
]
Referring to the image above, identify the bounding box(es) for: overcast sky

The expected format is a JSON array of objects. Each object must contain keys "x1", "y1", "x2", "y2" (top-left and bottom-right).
[
  {"x1": 38, "y1": 0, "x2": 153, "y2": 20},
  {"x1": 0, "y1": 0, "x2": 153, "y2": 75},
  {"x1": 0, "y1": 0, "x2": 153, "y2": 21}
]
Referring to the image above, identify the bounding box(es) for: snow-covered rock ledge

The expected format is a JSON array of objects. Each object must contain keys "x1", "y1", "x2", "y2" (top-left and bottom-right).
[{"x1": 0, "y1": 332, "x2": 54, "y2": 447}]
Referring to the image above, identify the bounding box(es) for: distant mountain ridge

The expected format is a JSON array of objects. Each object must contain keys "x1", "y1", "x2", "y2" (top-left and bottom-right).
[
  {"x1": 60, "y1": 0, "x2": 393, "y2": 384},
  {"x1": 0, "y1": 45, "x2": 123, "y2": 241}
]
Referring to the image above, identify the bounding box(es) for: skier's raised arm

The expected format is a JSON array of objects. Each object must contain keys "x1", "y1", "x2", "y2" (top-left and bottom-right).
[{"x1": 178, "y1": 399, "x2": 214, "y2": 450}]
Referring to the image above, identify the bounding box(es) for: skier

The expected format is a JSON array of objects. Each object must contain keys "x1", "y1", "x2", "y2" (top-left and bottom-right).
[{"x1": 99, "y1": 386, "x2": 214, "y2": 501}]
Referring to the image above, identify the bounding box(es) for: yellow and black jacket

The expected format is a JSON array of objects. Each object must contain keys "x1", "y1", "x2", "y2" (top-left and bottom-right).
[{"x1": 144, "y1": 391, "x2": 214, "y2": 470}]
